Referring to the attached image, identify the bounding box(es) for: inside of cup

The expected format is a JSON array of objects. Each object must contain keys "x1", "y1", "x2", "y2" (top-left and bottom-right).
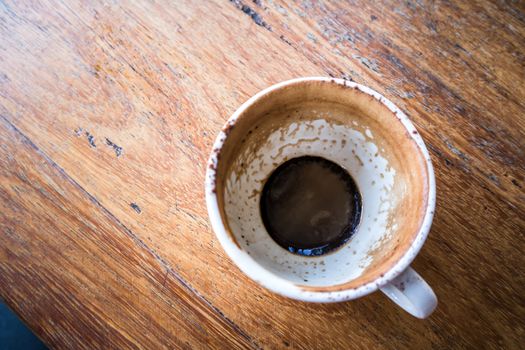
[{"x1": 214, "y1": 80, "x2": 429, "y2": 290}]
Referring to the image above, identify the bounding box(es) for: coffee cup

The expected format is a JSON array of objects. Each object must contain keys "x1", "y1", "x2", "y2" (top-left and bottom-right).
[{"x1": 205, "y1": 77, "x2": 437, "y2": 318}]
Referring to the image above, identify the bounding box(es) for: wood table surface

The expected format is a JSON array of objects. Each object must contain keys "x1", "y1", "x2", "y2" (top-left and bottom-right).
[{"x1": 1, "y1": 0, "x2": 524, "y2": 348}]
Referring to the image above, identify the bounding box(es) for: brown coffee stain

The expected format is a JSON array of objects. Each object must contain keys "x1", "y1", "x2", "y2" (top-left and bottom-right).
[
  {"x1": 355, "y1": 154, "x2": 364, "y2": 166},
  {"x1": 216, "y1": 79, "x2": 430, "y2": 293}
]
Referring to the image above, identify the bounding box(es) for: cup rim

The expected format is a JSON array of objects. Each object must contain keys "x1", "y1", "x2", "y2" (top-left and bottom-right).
[{"x1": 205, "y1": 77, "x2": 436, "y2": 302}]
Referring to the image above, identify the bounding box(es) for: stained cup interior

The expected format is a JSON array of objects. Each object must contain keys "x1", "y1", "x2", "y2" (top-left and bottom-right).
[{"x1": 212, "y1": 79, "x2": 429, "y2": 291}]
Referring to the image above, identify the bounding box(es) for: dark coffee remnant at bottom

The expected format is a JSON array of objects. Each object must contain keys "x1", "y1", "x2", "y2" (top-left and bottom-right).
[{"x1": 261, "y1": 156, "x2": 361, "y2": 256}]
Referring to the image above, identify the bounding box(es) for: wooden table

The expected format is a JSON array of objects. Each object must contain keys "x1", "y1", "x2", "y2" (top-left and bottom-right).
[{"x1": 1, "y1": 1, "x2": 523, "y2": 348}]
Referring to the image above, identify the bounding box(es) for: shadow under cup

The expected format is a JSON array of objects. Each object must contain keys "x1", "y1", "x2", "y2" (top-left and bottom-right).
[{"x1": 210, "y1": 80, "x2": 429, "y2": 294}]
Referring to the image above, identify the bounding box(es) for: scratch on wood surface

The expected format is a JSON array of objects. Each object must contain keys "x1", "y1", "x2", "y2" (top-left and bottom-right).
[
  {"x1": 85, "y1": 131, "x2": 96, "y2": 147},
  {"x1": 161, "y1": 270, "x2": 169, "y2": 289},
  {"x1": 306, "y1": 32, "x2": 317, "y2": 43},
  {"x1": 279, "y1": 34, "x2": 293, "y2": 46},
  {"x1": 487, "y1": 173, "x2": 500, "y2": 186},
  {"x1": 105, "y1": 138, "x2": 123, "y2": 157},
  {"x1": 444, "y1": 139, "x2": 469, "y2": 161},
  {"x1": 230, "y1": 0, "x2": 272, "y2": 31},
  {"x1": 351, "y1": 54, "x2": 381, "y2": 74},
  {"x1": 0, "y1": 72, "x2": 10, "y2": 82},
  {"x1": 130, "y1": 203, "x2": 141, "y2": 214}
]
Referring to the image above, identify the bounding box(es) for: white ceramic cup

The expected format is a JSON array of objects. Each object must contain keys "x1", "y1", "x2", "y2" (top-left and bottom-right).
[{"x1": 206, "y1": 77, "x2": 437, "y2": 318}]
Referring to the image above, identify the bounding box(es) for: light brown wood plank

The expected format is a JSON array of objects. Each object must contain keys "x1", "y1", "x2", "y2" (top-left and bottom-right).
[
  {"x1": 0, "y1": 0, "x2": 524, "y2": 348},
  {"x1": 256, "y1": 0, "x2": 525, "y2": 193},
  {"x1": 0, "y1": 117, "x2": 257, "y2": 349}
]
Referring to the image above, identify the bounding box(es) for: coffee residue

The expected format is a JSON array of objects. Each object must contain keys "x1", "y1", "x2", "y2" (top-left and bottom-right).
[{"x1": 260, "y1": 156, "x2": 362, "y2": 256}]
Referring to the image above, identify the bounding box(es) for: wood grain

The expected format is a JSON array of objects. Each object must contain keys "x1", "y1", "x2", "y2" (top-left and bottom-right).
[
  {"x1": 0, "y1": 0, "x2": 524, "y2": 348},
  {"x1": 0, "y1": 118, "x2": 257, "y2": 349}
]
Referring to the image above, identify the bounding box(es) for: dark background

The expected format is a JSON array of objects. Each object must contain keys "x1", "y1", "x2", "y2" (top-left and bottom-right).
[{"x1": 0, "y1": 302, "x2": 46, "y2": 350}]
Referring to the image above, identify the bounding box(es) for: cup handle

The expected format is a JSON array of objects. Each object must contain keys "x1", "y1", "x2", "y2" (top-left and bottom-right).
[{"x1": 380, "y1": 267, "x2": 437, "y2": 318}]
